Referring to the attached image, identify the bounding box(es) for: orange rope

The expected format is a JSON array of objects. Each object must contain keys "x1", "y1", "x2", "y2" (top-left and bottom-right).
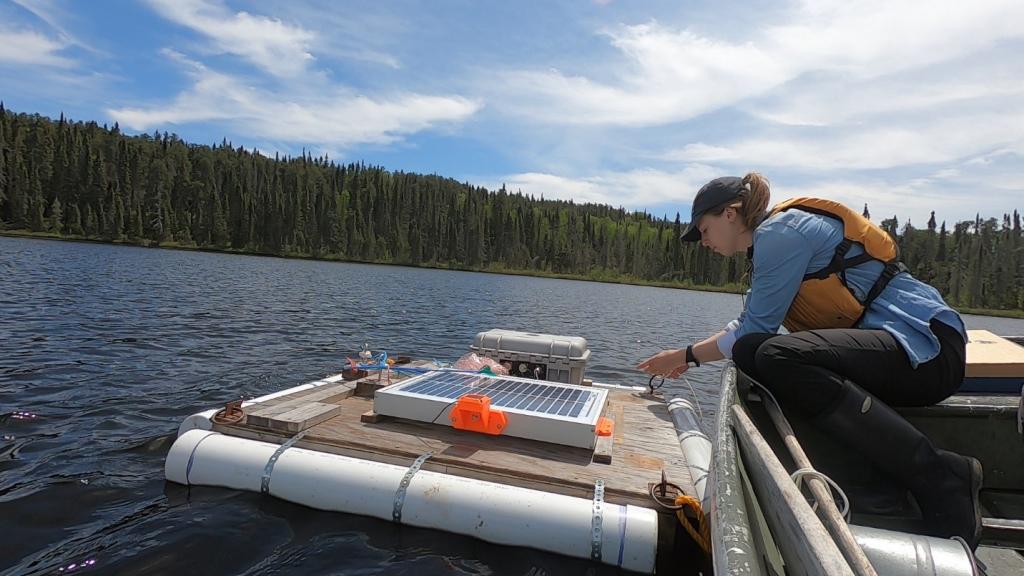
[{"x1": 675, "y1": 494, "x2": 711, "y2": 556}]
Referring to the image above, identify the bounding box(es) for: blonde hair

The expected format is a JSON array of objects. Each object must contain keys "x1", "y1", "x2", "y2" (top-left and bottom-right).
[{"x1": 707, "y1": 172, "x2": 772, "y2": 230}]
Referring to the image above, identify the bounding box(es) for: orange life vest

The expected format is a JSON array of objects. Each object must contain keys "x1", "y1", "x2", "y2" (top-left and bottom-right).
[{"x1": 765, "y1": 197, "x2": 905, "y2": 333}]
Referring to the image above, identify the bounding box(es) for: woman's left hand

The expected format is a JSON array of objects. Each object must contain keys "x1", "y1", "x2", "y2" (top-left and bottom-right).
[{"x1": 636, "y1": 349, "x2": 687, "y2": 378}]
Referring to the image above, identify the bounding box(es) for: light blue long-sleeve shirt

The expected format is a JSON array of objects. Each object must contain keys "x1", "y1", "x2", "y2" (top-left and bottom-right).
[{"x1": 717, "y1": 209, "x2": 965, "y2": 367}]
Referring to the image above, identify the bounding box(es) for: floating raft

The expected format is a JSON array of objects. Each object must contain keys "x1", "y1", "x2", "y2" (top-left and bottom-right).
[{"x1": 166, "y1": 361, "x2": 703, "y2": 574}]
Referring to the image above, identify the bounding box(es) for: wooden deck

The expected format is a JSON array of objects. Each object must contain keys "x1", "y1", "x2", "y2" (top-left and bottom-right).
[{"x1": 212, "y1": 367, "x2": 695, "y2": 510}]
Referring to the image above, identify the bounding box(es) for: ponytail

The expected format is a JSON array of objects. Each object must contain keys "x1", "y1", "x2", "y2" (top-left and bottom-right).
[
  {"x1": 739, "y1": 172, "x2": 771, "y2": 229},
  {"x1": 704, "y1": 172, "x2": 772, "y2": 231}
]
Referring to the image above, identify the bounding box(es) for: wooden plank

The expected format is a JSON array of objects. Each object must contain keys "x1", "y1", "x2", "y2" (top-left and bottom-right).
[
  {"x1": 245, "y1": 382, "x2": 356, "y2": 422},
  {"x1": 592, "y1": 404, "x2": 614, "y2": 464},
  {"x1": 215, "y1": 386, "x2": 695, "y2": 510},
  {"x1": 967, "y1": 330, "x2": 1024, "y2": 378},
  {"x1": 731, "y1": 404, "x2": 855, "y2": 576},
  {"x1": 761, "y1": 397, "x2": 878, "y2": 576},
  {"x1": 264, "y1": 402, "x2": 342, "y2": 433},
  {"x1": 218, "y1": 420, "x2": 661, "y2": 508}
]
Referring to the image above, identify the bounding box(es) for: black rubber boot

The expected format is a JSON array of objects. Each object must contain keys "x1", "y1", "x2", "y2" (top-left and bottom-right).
[
  {"x1": 925, "y1": 449, "x2": 984, "y2": 548},
  {"x1": 812, "y1": 380, "x2": 983, "y2": 548}
]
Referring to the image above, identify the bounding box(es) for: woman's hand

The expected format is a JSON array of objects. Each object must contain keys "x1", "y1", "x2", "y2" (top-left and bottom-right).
[{"x1": 636, "y1": 349, "x2": 688, "y2": 378}]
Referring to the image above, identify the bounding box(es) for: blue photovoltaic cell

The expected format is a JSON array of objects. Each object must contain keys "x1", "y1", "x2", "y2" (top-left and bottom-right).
[{"x1": 401, "y1": 372, "x2": 593, "y2": 418}]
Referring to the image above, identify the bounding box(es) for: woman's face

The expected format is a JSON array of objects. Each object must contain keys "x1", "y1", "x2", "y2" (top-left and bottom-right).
[{"x1": 698, "y1": 207, "x2": 742, "y2": 255}]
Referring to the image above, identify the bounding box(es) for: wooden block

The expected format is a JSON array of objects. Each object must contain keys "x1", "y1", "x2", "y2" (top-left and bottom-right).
[
  {"x1": 246, "y1": 382, "x2": 356, "y2": 422},
  {"x1": 967, "y1": 330, "x2": 1024, "y2": 378},
  {"x1": 360, "y1": 410, "x2": 388, "y2": 423},
  {"x1": 592, "y1": 404, "x2": 616, "y2": 464},
  {"x1": 246, "y1": 400, "x2": 305, "y2": 422},
  {"x1": 592, "y1": 435, "x2": 613, "y2": 464},
  {"x1": 356, "y1": 379, "x2": 389, "y2": 398},
  {"x1": 257, "y1": 402, "x2": 341, "y2": 433},
  {"x1": 354, "y1": 362, "x2": 435, "y2": 397},
  {"x1": 301, "y1": 382, "x2": 357, "y2": 404}
]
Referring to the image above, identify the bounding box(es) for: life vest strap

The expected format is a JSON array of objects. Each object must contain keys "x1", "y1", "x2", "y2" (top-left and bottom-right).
[{"x1": 862, "y1": 261, "x2": 908, "y2": 309}]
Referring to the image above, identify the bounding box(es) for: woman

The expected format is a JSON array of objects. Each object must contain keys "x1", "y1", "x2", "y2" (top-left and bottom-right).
[{"x1": 637, "y1": 173, "x2": 981, "y2": 547}]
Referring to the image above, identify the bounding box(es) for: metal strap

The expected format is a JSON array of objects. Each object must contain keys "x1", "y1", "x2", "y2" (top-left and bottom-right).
[
  {"x1": 1017, "y1": 384, "x2": 1023, "y2": 438},
  {"x1": 393, "y1": 452, "x2": 433, "y2": 523},
  {"x1": 261, "y1": 430, "x2": 309, "y2": 494},
  {"x1": 591, "y1": 478, "x2": 605, "y2": 561}
]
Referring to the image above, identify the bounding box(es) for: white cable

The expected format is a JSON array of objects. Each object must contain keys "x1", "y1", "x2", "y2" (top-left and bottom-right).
[
  {"x1": 747, "y1": 377, "x2": 853, "y2": 522},
  {"x1": 681, "y1": 374, "x2": 704, "y2": 422},
  {"x1": 791, "y1": 467, "x2": 852, "y2": 522}
]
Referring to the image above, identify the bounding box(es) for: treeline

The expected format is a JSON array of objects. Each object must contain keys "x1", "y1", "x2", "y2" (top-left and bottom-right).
[
  {"x1": 882, "y1": 212, "x2": 1024, "y2": 311},
  {"x1": 0, "y1": 105, "x2": 1021, "y2": 311}
]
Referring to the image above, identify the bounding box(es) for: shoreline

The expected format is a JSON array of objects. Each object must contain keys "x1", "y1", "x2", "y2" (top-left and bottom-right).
[{"x1": 4, "y1": 229, "x2": 1023, "y2": 320}]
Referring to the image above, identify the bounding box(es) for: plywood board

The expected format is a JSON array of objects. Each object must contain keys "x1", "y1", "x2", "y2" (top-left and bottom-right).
[
  {"x1": 216, "y1": 384, "x2": 694, "y2": 509},
  {"x1": 966, "y1": 330, "x2": 1024, "y2": 378}
]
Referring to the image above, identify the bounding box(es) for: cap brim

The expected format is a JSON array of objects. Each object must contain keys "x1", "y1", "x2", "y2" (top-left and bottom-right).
[{"x1": 680, "y1": 224, "x2": 701, "y2": 242}]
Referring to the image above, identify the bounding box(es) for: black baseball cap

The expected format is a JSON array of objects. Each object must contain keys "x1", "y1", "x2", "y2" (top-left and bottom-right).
[{"x1": 680, "y1": 176, "x2": 745, "y2": 242}]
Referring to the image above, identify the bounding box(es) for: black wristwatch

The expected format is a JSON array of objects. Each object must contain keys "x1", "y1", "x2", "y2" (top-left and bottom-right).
[{"x1": 685, "y1": 345, "x2": 700, "y2": 367}]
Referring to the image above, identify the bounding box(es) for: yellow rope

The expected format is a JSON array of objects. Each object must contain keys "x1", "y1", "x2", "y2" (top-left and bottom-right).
[{"x1": 674, "y1": 494, "x2": 711, "y2": 556}]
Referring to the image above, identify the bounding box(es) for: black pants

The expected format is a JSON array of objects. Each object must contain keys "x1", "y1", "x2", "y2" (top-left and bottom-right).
[{"x1": 733, "y1": 320, "x2": 966, "y2": 415}]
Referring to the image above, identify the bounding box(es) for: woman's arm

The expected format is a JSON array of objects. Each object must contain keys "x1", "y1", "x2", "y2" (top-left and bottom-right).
[{"x1": 636, "y1": 330, "x2": 728, "y2": 378}]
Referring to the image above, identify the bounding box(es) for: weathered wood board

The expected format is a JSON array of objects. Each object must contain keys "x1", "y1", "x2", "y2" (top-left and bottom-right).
[
  {"x1": 216, "y1": 374, "x2": 694, "y2": 509},
  {"x1": 967, "y1": 330, "x2": 1024, "y2": 378}
]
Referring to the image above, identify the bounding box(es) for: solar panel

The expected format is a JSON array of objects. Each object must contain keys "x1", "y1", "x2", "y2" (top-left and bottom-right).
[
  {"x1": 373, "y1": 371, "x2": 608, "y2": 449},
  {"x1": 399, "y1": 372, "x2": 594, "y2": 418}
]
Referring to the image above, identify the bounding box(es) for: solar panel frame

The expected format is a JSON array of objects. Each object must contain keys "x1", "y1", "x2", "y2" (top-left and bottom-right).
[
  {"x1": 389, "y1": 371, "x2": 603, "y2": 423},
  {"x1": 397, "y1": 372, "x2": 597, "y2": 419}
]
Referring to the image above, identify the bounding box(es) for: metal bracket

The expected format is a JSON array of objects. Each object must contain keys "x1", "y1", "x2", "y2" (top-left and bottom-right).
[
  {"x1": 393, "y1": 452, "x2": 433, "y2": 523},
  {"x1": 591, "y1": 478, "x2": 605, "y2": 561},
  {"x1": 211, "y1": 399, "x2": 245, "y2": 425},
  {"x1": 261, "y1": 430, "x2": 308, "y2": 494},
  {"x1": 1018, "y1": 384, "x2": 1023, "y2": 440}
]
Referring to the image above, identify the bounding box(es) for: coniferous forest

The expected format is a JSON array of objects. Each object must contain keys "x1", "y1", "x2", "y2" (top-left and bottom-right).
[{"x1": 1, "y1": 106, "x2": 1022, "y2": 314}]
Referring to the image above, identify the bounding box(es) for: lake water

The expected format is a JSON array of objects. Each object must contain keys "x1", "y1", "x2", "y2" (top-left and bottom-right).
[{"x1": 2, "y1": 236, "x2": 1022, "y2": 575}]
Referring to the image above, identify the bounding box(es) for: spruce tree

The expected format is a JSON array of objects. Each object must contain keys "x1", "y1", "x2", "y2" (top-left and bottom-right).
[{"x1": 49, "y1": 198, "x2": 63, "y2": 234}]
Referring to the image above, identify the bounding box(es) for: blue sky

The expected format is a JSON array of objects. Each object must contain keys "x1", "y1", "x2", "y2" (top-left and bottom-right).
[{"x1": 1, "y1": 0, "x2": 1022, "y2": 225}]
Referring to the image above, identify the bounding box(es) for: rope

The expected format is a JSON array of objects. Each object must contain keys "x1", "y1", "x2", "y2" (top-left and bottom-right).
[
  {"x1": 791, "y1": 467, "x2": 852, "y2": 522},
  {"x1": 348, "y1": 351, "x2": 489, "y2": 376},
  {"x1": 746, "y1": 376, "x2": 856, "y2": 523},
  {"x1": 681, "y1": 374, "x2": 704, "y2": 422},
  {"x1": 674, "y1": 494, "x2": 711, "y2": 556},
  {"x1": 648, "y1": 480, "x2": 711, "y2": 557}
]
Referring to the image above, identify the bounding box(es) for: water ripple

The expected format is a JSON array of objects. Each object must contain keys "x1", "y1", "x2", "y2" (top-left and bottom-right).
[{"x1": 3, "y1": 236, "x2": 1021, "y2": 575}]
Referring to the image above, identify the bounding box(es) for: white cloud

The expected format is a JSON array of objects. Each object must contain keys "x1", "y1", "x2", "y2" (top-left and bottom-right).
[
  {"x1": 773, "y1": 178, "x2": 1003, "y2": 227},
  {"x1": 767, "y1": 0, "x2": 1021, "y2": 79},
  {"x1": 0, "y1": 25, "x2": 72, "y2": 67},
  {"x1": 667, "y1": 107, "x2": 1024, "y2": 171},
  {"x1": 492, "y1": 23, "x2": 788, "y2": 126},
  {"x1": 108, "y1": 51, "x2": 482, "y2": 148},
  {"x1": 495, "y1": 164, "x2": 719, "y2": 208},
  {"x1": 490, "y1": 0, "x2": 1024, "y2": 127},
  {"x1": 11, "y1": 0, "x2": 101, "y2": 55},
  {"x1": 146, "y1": 0, "x2": 316, "y2": 77},
  {"x1": 252, "y1": 0, "x2": 404, "y2": 69}
]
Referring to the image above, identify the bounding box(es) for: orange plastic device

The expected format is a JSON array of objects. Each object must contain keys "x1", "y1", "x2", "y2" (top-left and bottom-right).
[
  {"x1": 449, "y1": 394, "x2": 507, "y2": 435},
  {"x1": 596, "y1": 417, "x2": 615, "y2": 437}
]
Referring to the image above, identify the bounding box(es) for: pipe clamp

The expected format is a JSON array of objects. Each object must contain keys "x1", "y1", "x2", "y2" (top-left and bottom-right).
[{"x1": 393, "y1": 452, "x2": 433, "y2": 523}]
